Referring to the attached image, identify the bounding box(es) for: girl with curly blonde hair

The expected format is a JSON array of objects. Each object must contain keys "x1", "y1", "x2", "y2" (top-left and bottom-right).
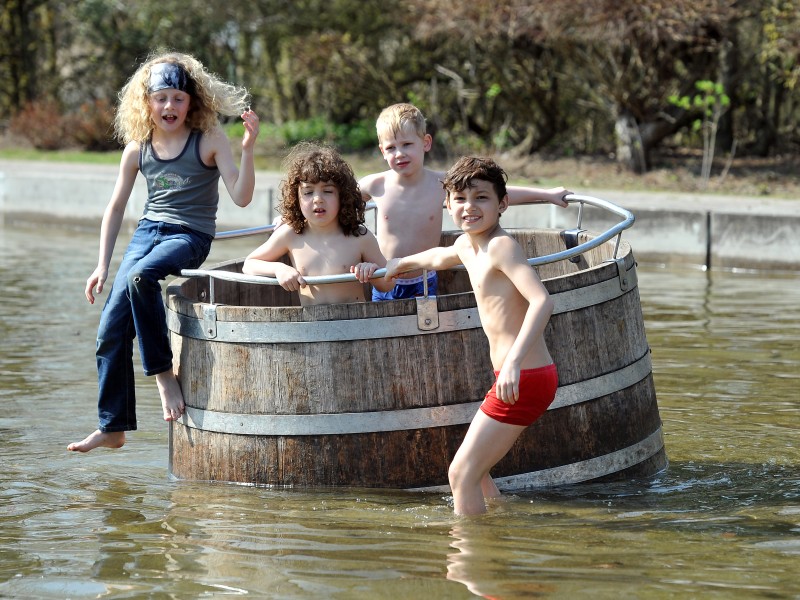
[{"x1": 69, "y1": 51, "x2": 260, "y2": 453}]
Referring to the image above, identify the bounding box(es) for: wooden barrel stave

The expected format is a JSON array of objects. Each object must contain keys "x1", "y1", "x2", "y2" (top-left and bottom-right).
[{"x1": 171, "y1": 426, "x2": 465, "y2": 487}]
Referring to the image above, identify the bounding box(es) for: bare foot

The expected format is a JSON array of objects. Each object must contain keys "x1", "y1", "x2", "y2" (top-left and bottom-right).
[
  {"x1": 156, "y1": 370, "x2": 185, "y2": 421},
  {"x1": 67, "y1": 429, "x2": 125, "y2": 452}
]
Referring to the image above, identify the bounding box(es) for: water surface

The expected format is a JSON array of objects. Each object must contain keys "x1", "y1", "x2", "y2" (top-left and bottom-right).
[{"x1": 1, "y1": 225, "x2": 798, "y2": 599}]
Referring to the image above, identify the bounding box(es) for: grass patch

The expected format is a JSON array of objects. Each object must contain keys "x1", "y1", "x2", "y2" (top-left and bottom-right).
[
  {"x1": 1, "y1": 142, "x2": 797, "y2": 199},
  {"x1": 0, "y1": 147, "x2": 122, "y2": 164}
]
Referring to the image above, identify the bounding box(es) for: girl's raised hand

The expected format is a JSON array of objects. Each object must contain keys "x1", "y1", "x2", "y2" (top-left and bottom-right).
[{"x1": 241, "y1": 109, "x2": 260, "y2": 149}]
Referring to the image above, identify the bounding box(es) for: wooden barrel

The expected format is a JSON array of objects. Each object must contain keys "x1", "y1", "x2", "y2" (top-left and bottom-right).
[{"x1": 166, "y1": 228, "x2": 667, "y2": 490}]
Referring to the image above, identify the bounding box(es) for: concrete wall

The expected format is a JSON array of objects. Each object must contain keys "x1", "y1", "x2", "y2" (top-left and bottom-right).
[
  {"x1": 2, "y1": 159, "x2": 798, "y2": 271},
  {"x1": 0, "y1": 159, "x2": 282, "y2": 233},
  {"x1": 476, "y1": 189, "x2": 800, "y2": 271}
]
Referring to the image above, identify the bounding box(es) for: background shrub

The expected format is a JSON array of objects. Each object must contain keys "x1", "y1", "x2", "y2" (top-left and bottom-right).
[
  {"x1": 67, "y1": 99, "x2": 118, "y2": 151},
  {"x1": 9, "y1": 100, "x2": 70, "y2": 150}
]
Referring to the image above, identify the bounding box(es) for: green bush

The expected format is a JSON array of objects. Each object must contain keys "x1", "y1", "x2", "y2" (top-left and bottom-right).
[
  {"x1": 280, "y1": 117, "x2": 331, "y2": 146},
  {"x1": 334, "y1": 120, "x2": 374, "y2": 151},
  {"x1": 224, "y1": 118, "x2": 376, "y2": 157},
  {"x1": 269, "y1": 118, "x2": 376, "y2": 151}
]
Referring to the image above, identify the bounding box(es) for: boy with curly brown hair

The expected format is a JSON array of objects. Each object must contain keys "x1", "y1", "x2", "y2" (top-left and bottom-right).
[{"x1": 244, "y1": 142, "x2": 393, "y2": 305}]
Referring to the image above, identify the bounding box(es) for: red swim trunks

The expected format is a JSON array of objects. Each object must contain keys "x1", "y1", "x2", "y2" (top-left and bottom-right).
[{"x1": 479, "y1": 364, "x2": 559, "y2": 426}]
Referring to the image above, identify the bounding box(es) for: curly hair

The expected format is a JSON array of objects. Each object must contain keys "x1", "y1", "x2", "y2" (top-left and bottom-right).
[
  {"x1": 279, "y1": 142, "x2": 366, "y2": 236},
  {"x1": 114, "y1": 50, "x2": 249, "y2": 144},
  {"x1": 442, "y1": 156, "x2": 508, "y2": 202}
]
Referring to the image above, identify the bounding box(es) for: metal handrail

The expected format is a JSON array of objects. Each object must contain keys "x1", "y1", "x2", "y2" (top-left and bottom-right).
[
  {"x1": 182, "y1": 195, "x2": 634, "y2": 286},
  {"x1": 213, "y1": 200, "x2": 379, "y2": 240}
]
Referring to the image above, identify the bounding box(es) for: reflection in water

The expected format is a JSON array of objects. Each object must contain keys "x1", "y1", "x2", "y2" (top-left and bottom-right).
[
  {"x1": 1, "y1": 225, "x2": 798, "y2": 598},
  {"x1": 159, "y1": 483, "x2": 454, "y2": 597},
  {"x1": 447, "y1": 520, "x2": 556, "y2": 599}
]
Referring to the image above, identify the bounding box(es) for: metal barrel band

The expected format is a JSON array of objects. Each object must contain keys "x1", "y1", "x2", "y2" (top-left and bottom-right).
[
  {"x1": 176, "y1": 352, "x2": 652, "y2": 436},
  {"x1": 410, "y1": 427, "x2": 666, "y2": 492},
  {"x1": 168, "y1": 263, "x2": 637, "y2": 343}
]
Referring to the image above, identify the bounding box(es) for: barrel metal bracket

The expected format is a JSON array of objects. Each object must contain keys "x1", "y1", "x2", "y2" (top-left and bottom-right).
[
  {"x1": 415, "y1": 296, "x2": 440, "y2": 331},
  {"x1": 560, "y1": 228, "x2": 586, "y2": 264},
  {"x1": 202, "y1": 304, "x2": 218, "y2": 339},
  {"x1": 613, "y1": 256, "x2": 633, "y2": 292}
]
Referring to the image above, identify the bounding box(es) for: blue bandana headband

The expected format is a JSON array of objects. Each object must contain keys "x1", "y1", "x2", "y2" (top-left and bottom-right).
[{"x1": 148, "y1": 62, "x2": 194, "y2": 94}]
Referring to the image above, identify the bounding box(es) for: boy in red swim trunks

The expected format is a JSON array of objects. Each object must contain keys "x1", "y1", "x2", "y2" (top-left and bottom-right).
[{"x1": 385, "y1": 156, "x2": 560, "y2": 516}]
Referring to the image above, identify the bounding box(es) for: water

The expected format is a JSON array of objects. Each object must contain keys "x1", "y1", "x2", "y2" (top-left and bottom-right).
[{"x1": 1, "y1": 225, "x2": 798, "y2": 599}]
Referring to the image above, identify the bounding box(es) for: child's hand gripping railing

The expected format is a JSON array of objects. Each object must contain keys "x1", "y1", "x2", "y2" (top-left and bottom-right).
[{"x1": 181, "y1": 195, "x2": 635, "y2": 309}]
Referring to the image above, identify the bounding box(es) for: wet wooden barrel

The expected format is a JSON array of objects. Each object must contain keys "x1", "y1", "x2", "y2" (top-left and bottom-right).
[{"x1": 166, "y1": 229, "x2": 667, "y2": 490}]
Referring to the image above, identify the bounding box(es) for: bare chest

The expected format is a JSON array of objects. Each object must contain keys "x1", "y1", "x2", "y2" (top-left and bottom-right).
[
  {"x1": 291, "y1": 239, "x2": 363, "y2": 277},
  {"x1": 376, "y1": 195, "x2": 444, "y2": 243}
]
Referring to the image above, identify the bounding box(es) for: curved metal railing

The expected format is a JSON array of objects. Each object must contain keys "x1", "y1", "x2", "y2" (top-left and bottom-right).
[
  {"x1": 212, "y1": 200, "x2": 379, "y2": 240},
  {"x1": 181, "y1": 195, "x2": 634, "y2": 286}
]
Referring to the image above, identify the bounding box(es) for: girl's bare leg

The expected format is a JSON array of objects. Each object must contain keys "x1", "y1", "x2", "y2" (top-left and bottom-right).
[
  {"x1": 155, "y1": 370, "x2": 185, "y2": 421},
  {"x1": 448, "y1": 411, "x2": 525, "y2": 515},
  {"x1": 67, "y1": 430, "x2": 125, "y2": 452}
]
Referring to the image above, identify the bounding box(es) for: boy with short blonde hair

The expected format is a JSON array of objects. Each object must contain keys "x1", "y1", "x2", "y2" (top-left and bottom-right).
[
  {"x1": 384, "y1": 156, "x2": 558, "y2": 515},
  {"x1": 375, "y1": 102, "x2": 427, "y2": 142},
  {"x1": 361, "y1": 102, "x2": 570, "y2": 301}
]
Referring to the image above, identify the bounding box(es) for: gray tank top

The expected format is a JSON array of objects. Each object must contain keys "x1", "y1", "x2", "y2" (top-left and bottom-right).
[{"x1": 139, "y1": 130, "x2": 220, "y2": 236}]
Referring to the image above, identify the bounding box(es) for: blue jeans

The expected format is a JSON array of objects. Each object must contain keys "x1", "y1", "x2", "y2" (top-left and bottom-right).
[{"x1": 96, "y1": 219, "x2": 212, "y2": 432}]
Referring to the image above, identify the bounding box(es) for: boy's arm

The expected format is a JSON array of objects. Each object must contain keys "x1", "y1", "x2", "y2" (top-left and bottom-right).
[
  {"x1": 384, "y1": 244, "x2": 461, "y2": 280},
  {"x1": 212, "y1": 110, "x2": 260, "y2": 207},
  {"x1": 353, "y1": 230, "x2": 394, "y2": 291},
  {"x1": 491, "y1": 236, "x2": 554, "y2": 401},
  {"x1": 358, "y1": 171, "x2": 385, "y2": 202},
  {"x1": 242, "y1": 228, "x2": 305, "y2": 290},
  {"x1": 506, "y1": 185, "x2": 571, "y2": 208}
]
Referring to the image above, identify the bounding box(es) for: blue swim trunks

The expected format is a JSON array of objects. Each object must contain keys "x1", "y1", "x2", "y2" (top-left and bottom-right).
[{"x1": 372, "y1": 271, "x2": 438, "y2": 301}]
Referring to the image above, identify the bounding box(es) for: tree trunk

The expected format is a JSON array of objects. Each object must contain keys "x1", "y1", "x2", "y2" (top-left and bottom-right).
[
  {"x1": 716, "y1": 35, "x2": 737, "y2": 153},
  {"x1": 614, "y1": 110, "x2": 648, "y2": 173}
]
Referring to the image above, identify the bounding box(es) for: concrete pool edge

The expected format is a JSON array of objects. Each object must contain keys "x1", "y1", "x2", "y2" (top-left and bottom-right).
[{"x1": 1, "y1": 159, "x2": 798, "y2": 271}]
